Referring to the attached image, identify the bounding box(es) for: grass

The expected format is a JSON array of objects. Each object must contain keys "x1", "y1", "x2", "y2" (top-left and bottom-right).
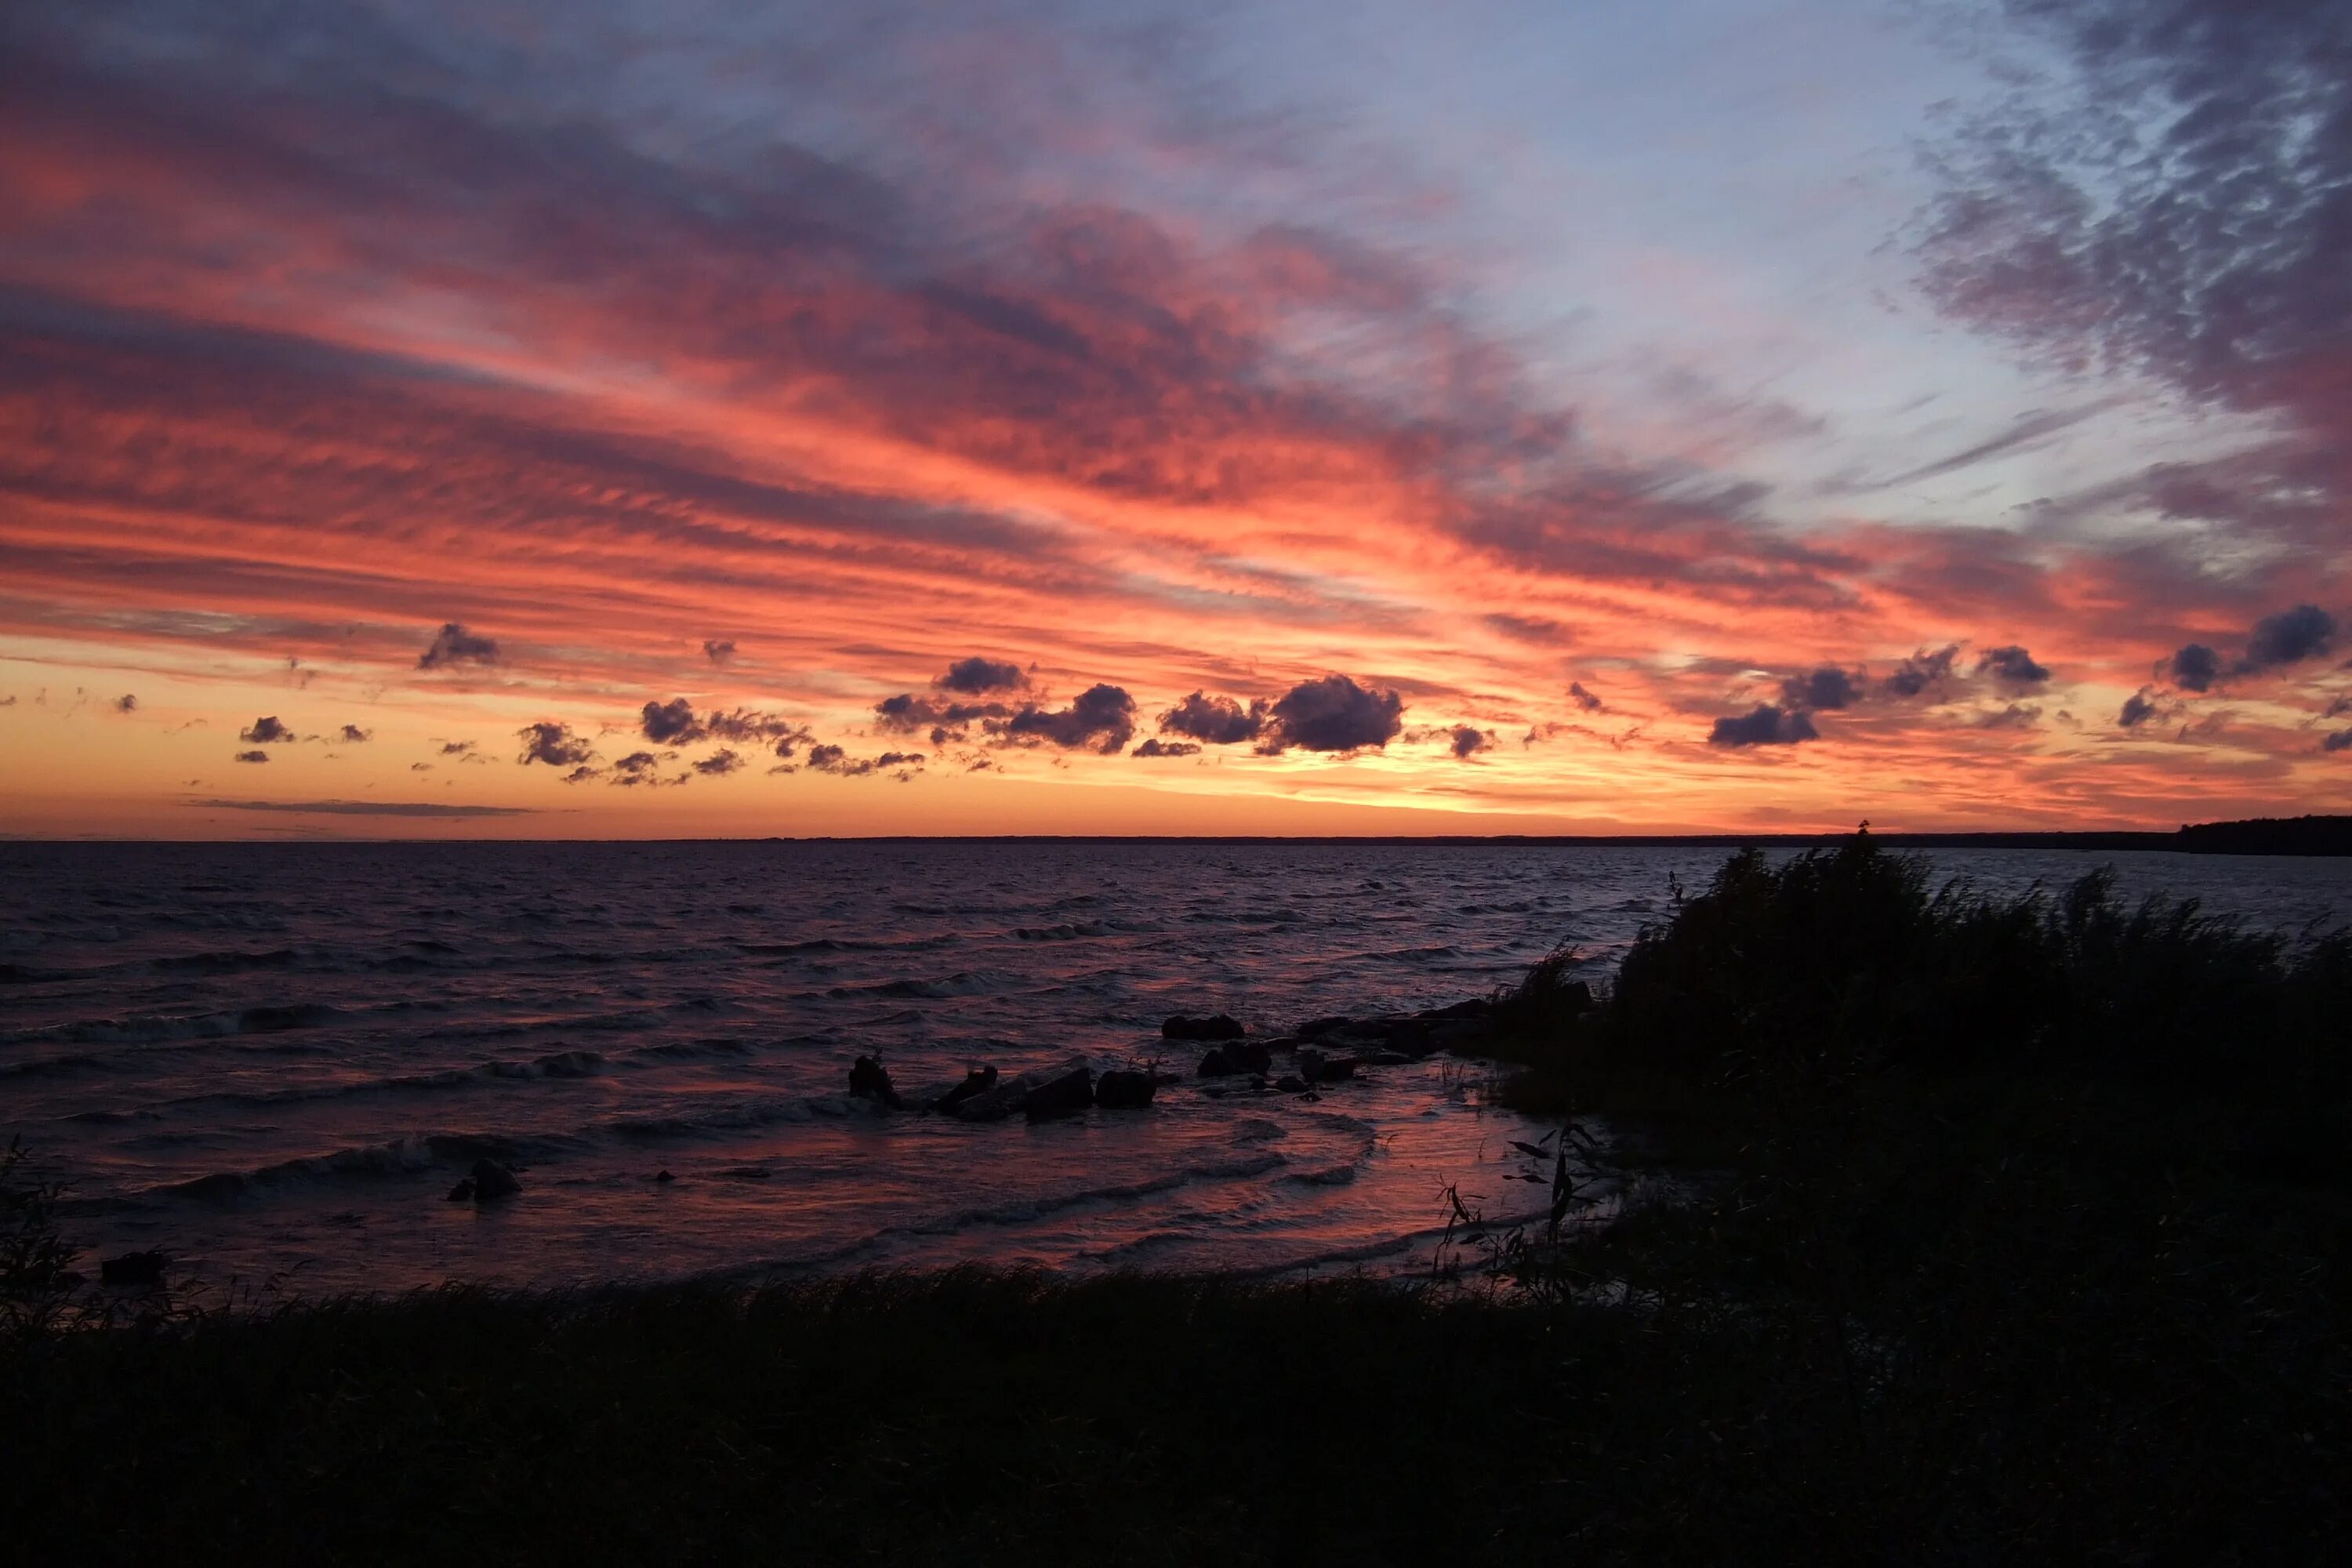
[{"x1": 7, "y1": 829, "x2": 2349, "y2": 1562}]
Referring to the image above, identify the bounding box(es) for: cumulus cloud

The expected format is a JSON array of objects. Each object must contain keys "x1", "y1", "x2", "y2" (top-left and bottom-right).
[
  {"x1": 874, "y1": 692, "x2": 1010, "y2": 744},
  {"x1": 239, "y1": 715, "x2": 295, "y2": 744},
  {"x1": 935, "y1": 657, "x2": 1029, "y2": 695},
  {"x1": 2119, "y1": 688, "x2": 2164, "y2": 728},
  {"x1": 112, "y1": 694, "x2": 137, "y2": 713},
  {"x1": 1976, "y1": 645, "x2": 2050, "y2": 686},
  {"x1": 993, "y1": 684, "x2": 1136, "y2": 753},
  {"x1": 234, "y1": 749, "x2": 270, "y2": 763},
  {"x1": 1566, "y1": 681, "x2": 1605, "y2": 713},
  {"x1": 2325, "y1": 730, "x2": 2352, "y2": 753},
  {"x1": 417, "y1": 622, "x2": 498, "y2": 670},
  {"x1": 1879, "y1": 645, "x2": 1958, "y2": 700},
  {"x1": 1708, "y1": 705, "x2": 1818, "y2": 747},
  {"x1": 1159, "y1": 691, "x2": 1266, "y2": 745},
  {"x1": 641, "y1": 698, "x2": 702, "y2": 744},
  {"x1": 1258, "y1": 675, "x2": 1404, "y2": 753},
  {"x1": 2167, "y1": 643, "x2": 2223, "y2": 692},
  {"x1": 693, "y1": 748, "x2": 744, "y2": 776},
  {"x1": 702, "y1": 638, "x2": 736, "y2": 665},
  {"x1": 337, "y1": 724, "x2": 372, "y2": 743},
  {"x1": 1449, "y1": 725, "x2": 1494, "y2": 759},
  {"x1": 516, "y1": 721, "x2": 594, "y2": 767},
  {"x1": 808, "y1": 744, "x2": 926, "y2": 776},
  {"x1": 2240, "y1": 604, "x2": 2336, "y2": 673},
  {"x1": 1976, "y1": 702, "x2": 2042, "y2": 729},
  {"x1": 608, "y1": 750, "x2": 674, "y2": 786},
  {"x1": 1131, "y1": 738, "x2": 1200, "y2": 758},
  {"x1": 561, "y1": 764, "x2": 601, "y2": 783},
  {"x1": 1781, "y1": 666, "x2": 1863, "y2": 711}
]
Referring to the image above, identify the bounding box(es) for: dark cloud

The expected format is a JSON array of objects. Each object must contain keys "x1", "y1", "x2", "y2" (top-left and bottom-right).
[
  {"x1": 192, "y1": 798, "x2": 533, "y2": 818},
  {"x1": 2325, "y1": 729, "x2": 2352, "y2": 753},
  {"x1": 641, "y1": 698, "x2": 702, "y2": 744},
  {"x1": 112, "y1": 693, "x2": 137, "y2": 713},
  {"x1": 1566, "y1": 681, "x2": 1605, "y2": 713},
  {"x1": 1708, "y1": 705, "x2": 1818, "y2": 747},
  {"x1": 1260, "y1": 675, "x2": 1404, "y2": 753},
  {"x1": 2240, "y1": 604, "x2": 2336, "y2": 673},
  {"x1": 2119, "y1": 688, "x2": 2163, "y2": 728},
  {"x1": 873, "y1": 692, "x2": 1010, "y2": 743},
  {"x1": 239, "y1": 715, "x2": 294, "y2": 744},
  {"x1": 417, "y1": 622, "x2": 498, "y2": 670},
  {"x1": 1781, "y1": 666, "x2": 1863, "y2": 712},
  {"x1": 439, "y1": 739, "x2": 476, "y2": 757},
  {"x1": 561, "y1": 764, "x2": 600, "y2": 784},
  {"x1": 608, "y1": 750, "x2": 671, "y2": 786},
  {"x1": 1159, "y1": 691, "x2": 1266, "y2": 745},
  {"x1": 1449, "y1": 725, "x2": 1494, "y2": 759},
  {"x1": 2168, "y1": 643, "x2": 2223, "y2": 692},
  {"x1": 702, "y1": 638, "x2": 735, "y2": 665},
  {"x1": 336, "y1": 723, "x2": 372, "y2": 743},
  {"x1": 1975, "y1": 702, "x2": 2042, "y2": 730},
  {"x1": 515, "y1": 721, "x2": 594, "y2": 767},
  {"x1": 807, "y1": 744, "x2": 925, "y2": 776},
  {"x1": 1131, "y1": 738, "x2": 1200, "y2": 758},
  {"x1": 234, "y1": 749, "x2": 270, "y2": 763},
  {"x1": 693, "y1": 748, "x2": 743, "y2": 776},
  {"x1": 1879, "y1": 645, "x2": 1958, "y2": 700},
  {"x1": 1975, "y1": 645, "x2": 2050, "y2": 686},
  {"x1": 935, "y1": 657, "x2": 1029, "y2": 695},
  {"x1": 994, "y1": 684, "x2": 1136, "y2": 753}
]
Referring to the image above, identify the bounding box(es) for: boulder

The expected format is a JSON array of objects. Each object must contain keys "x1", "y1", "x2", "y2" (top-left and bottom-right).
[
  {"x1": 953, "y1": 1057, "x2": 1087, "y2": 1122},
  {"x1": 931, "y1": 1065, "x2": 999, "y2": 1116},
  {"x1": 445, "y1": 1178, "x2": 477, "y2": 1202},
  {"x1": 848, "y1": 1054, "x2": 904, "y2": 1109},
  {"x1": 1414, "y1": 999, "x2": 1490, "y2": 1023},
  {"x1": 1095, "y1": 1069, "x2": 1156, "y2": 1109},
  {"x1": 470, "y1": 1159, "x2": 521, "y2": 1201},
  {"x1": 100, "y1": 1250, "x2": 168, "y2": 1287},
  {"x1": 1273, "y1": 1075, "x2": 1310, "y2": 1094},
  {"x1": 1295, "y1": 1015, "x2": 1355, "y2": 1040},
  {"x1": 1197, "y1": 1042, "x2": 1273, "y2": 1078},
  {"x1": 1162, "y1": 1013, "x2": 1244, "y2": 1041},
  {"x1": 653, "y1": 1169, "x2": 675, "y2": 1183},
  {"x1": 1023, "y1": 1065, "x2": 1094, "y2": 1121},
  {"x1": 1428, "y1": 1018, "x2": 1494, "y2": 1054}
]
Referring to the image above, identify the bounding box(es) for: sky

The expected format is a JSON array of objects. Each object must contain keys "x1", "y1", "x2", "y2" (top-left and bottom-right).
[{"x1": 2, "y1": 0, "x2": 2348, "y2": 838}]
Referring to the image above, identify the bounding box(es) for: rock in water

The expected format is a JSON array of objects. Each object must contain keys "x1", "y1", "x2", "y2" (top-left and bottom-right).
[
  {"x1": 933, "y1": 1065, "x2": 999, "y2": 1116},
  {"x1": 1024, "y1": 1064, "x2": 1094, "y2": 1121},
  {"x1": 445, "y1": 1178, "x2": 477, "y2": 1202},
  {"x1": 1196, "y1": 1041, "x2": 1273, "y2": 1078},
  {"x1": 848, "y1": 1054, "x2": 904, "y2": 1109},
  {"x1": 100, "y1": 1250, "x2": 168, "y2": 1287},
  {"x1": 1162, "y1": 1013, "x2": 1244, "y2": 1041},
  {"x1": 1095, "y1": 1069, "x2": 1156, "y2": 1109},
  {"x1": 470, "y1": 1159, "x2": 521, "y2": 1201}
]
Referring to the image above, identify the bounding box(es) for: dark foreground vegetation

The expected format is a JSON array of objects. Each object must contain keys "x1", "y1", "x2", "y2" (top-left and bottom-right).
[{"x1": 7, "y1": 829, "x2": 2349, "y2": 1563}]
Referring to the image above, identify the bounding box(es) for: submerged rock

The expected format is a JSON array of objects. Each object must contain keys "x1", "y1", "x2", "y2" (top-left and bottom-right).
[
  {"x1": 848, "y1": 1054, "x2": 904, "y2": 1109},
  {"x1": 1296, "y1": 1048, "x2": 1358, "y2": 1083},
  {"x1": 445, "y1": 1178, "x2": 477, "y2": 1202},
  {"x1": 470, "y1": 1159, "x2": 521, "y2": 1201},
  {"x1": 1024, "y1": 1064, "x2": 1094, "y2": 1122},
  {"x1": 1095, "y1": 1069, "x2": 1156, "y2": 1109},
  {"x1": 1162, "y1": 1013, "x2": 1244, "y2": 1041},
  {"x1": 99, "y1": 1250, "x2": 168, "y2": 1287},
  {"x1": 653, "y1": 1169, "x2": 675, "y2": 1183}
]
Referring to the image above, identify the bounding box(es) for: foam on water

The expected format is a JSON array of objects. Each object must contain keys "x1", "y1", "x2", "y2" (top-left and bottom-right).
[{"x1": 3, "y1": 840, "x2": 2348, "y2": 1295}]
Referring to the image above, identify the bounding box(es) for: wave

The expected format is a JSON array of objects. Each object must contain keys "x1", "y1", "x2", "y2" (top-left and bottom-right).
[
  {"x1": 826, "y1": 971, "x2": 1005, "y2": 1000},
  {"x1": 0, "y1": 1001, "x2": 354, "y2": 1050},
  {"x1": 157, "y1": 1049, "x2": 611, "y2": 1112},
  {"x1": 145, "y1": 1129, "x2": 596, "y2": 1203}
]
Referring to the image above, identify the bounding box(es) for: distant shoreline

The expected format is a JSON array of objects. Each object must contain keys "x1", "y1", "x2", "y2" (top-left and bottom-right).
[{"x1": 10, "y1": 815, "x2": 2350, "y2": 854}]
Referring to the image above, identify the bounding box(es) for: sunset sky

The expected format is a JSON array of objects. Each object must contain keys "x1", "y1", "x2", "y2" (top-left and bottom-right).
[{"x1": 3, "y1": 0, "x2": 2347, "y2": 837}]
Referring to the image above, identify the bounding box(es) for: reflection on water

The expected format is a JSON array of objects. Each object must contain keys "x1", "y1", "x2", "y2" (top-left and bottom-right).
[{"x1": 4, "y1": 840, "x2": 2347, "y2": 1294}]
